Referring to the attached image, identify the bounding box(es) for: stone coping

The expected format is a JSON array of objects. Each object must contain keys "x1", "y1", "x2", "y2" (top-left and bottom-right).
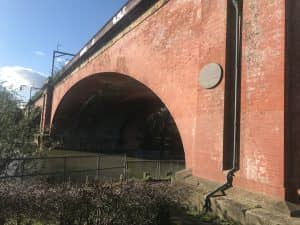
[{"x1": 175, "y1": 169, "x2": 300, "y2": 225}]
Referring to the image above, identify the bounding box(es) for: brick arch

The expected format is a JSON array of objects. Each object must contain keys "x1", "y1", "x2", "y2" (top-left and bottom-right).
[
  {"x1": 32, "y1": 0, "x2": 292, "y2": 202},
  {"x1": 47, "y1": 0, "x2": 204, "y2": 168},
  {"x1": 51, "y1": 71, "x2": 187, "y2": 159},
  {"x1": 51, "y1": 71, "x2": 178, "y2": 130}
]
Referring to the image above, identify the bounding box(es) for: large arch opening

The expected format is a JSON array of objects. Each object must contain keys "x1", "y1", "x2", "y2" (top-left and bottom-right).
[{"x1": 51, "y1": 73, "x2": 185, "y2": 160}]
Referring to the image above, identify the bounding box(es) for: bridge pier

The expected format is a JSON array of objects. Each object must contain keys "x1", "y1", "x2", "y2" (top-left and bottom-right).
[{"x1": 39, "y1": 83, "x2": 53, "y2": 135}]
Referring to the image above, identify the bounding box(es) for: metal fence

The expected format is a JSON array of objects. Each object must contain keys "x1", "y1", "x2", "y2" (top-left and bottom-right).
[{"x1": 0, "y1": 154, "x2": 185, "y2": 183}]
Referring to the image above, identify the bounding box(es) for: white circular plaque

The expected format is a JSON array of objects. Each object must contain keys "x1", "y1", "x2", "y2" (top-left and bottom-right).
[{"x1": 199, "y1": 63, "x2": 223, "y2": 89}]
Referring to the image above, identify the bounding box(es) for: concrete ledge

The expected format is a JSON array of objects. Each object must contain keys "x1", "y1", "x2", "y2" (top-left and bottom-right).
[{"x1": 175, "y1": 169, "x2": 300, "y2": 225}]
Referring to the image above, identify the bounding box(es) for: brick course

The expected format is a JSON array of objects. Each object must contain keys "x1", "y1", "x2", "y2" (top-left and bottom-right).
[{"x1": 33, "y1": 0, "x2": 299, "y2": 204}]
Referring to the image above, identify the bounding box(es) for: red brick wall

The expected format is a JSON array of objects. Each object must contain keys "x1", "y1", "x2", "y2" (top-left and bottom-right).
[
  {"x1": 33, "y1": 94, "x2": 46, "y2": 132},
  {"x1": 193, "y1": 0, "x2": 227, "y2": 182},
  {"x1": 51, "y1": 0, "x2": 203, "y2": 169},
  {"x1": 33, "y1": 95, "x2": 44, "y2": 109},
  {"x1": 46, "y1": 0, "x2": 291, "y2": 202},
  {"x1": 236, "y1": 0, "x2": 286, "y2": 199},
  {"x1": 193, "y1": 0, "x2": 286, "y2": 200}
]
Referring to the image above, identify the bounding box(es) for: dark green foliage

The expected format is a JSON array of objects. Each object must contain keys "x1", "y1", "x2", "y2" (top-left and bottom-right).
[
  {"x1": 142, "y1": 107, "x2": 184, "y2": 159},
  {"x1": 0, "y1": 87, "x2": 40, "y2": 173},
  {"x1": 0, "y1": 180, "x2": 241, "y2": 225},
  {"x1": 0, "y1": 181, "x2": 178, "y2": 225}
]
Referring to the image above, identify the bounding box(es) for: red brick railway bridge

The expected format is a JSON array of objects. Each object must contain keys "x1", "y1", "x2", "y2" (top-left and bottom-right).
[{"x1": 32, "y1": 0, "x2": 299, "y2": 204}]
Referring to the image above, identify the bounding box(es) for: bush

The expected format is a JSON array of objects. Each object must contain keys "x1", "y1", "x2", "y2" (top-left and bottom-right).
[
  {"x1": 0, "y1": 181, "x2": 179, "y2": 225},
  {"x1": 0, "y1": 87, "x2": 41, "y2": 176}
]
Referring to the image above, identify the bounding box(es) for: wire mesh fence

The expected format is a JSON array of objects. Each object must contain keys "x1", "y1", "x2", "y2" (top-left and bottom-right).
[{"x1": 0, "y1": 154, "x2": 185, "y2": 183}]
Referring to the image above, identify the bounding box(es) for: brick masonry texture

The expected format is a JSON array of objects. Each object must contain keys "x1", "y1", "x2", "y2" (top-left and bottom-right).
[{"x1": 34, "y1": 0, "x2": 299, "y2": 204}]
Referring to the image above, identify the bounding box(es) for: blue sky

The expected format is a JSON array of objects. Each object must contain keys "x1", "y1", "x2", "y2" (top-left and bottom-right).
[{"x1": 0, "y1": 0, "x2": 127, "y2": 100}]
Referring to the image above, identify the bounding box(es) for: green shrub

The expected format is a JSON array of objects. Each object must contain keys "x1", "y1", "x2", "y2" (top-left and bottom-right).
[
  {"x1": 0, "y1": 181, "x2": 179, "y2": 225},
  {"x1": 0, "y1": 87, "x2": 41, "y2": 176}
]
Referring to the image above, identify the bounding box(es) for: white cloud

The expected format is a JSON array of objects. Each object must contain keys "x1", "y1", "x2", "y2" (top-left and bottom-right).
[
  {"x1": 56, "y1": 57, "x2": 65, "y2": 63},
  {"x1": 34, "y1": 50, "x2": 45, "y2": 56},
  {"x1": 0, "y1": 66, "x2": 47, "y2": 101},
  {"x1": 55, "y1": 58, "x2": 70, "y2": 67}
]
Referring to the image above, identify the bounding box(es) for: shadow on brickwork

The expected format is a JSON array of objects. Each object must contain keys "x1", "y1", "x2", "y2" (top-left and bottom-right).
[{"x1": 285, "y1": 0, "x2": 300, "y2": 205}]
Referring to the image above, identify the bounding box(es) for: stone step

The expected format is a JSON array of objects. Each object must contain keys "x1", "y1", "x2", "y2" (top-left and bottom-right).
[{"x1": 174, "y1": 170, "x2": 300, "y2": 225}]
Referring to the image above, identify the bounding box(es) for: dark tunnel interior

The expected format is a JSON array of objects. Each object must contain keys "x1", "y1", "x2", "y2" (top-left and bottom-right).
[{"x1": 51, "y1": 73, "x2": 185, "y2": 160}]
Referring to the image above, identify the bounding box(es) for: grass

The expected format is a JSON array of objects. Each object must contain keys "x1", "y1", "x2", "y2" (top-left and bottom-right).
[{"x1": 169, "y1": 206, "x2": 241, "y2": 225}]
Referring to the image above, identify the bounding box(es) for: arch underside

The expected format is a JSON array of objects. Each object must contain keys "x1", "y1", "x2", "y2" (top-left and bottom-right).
[{"x1": 51, "y1": 73, "x2": 185, "y2": 160}]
